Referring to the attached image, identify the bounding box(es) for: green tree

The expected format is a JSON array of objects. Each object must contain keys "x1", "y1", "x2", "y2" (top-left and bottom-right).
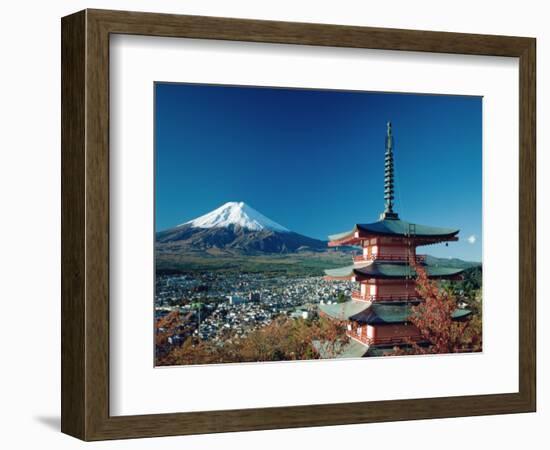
[{"x1": 336, "y1": 292, "x2": 348, "y2": 303}]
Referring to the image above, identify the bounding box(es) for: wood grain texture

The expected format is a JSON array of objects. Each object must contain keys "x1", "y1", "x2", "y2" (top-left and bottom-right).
[
  {"x1": 61, "y1": 8, "x2": 537, "y2": 441},
  {"x1": 518, "y1": 39, "x2": 536, "y2": 410},
  {"x1": 61, "y1": 10, "x2": 86, "y2": 439}
]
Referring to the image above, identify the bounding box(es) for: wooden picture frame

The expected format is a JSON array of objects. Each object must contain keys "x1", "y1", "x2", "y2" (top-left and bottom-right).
[{"x1": 61, "y1": 9, "x2": 536, "y2": 441}]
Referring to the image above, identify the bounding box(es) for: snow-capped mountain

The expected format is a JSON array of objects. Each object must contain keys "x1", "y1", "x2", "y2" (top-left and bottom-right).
[
  {"x1": 156, "y1": 201, "x2": 326, "y2": 254},
  {"x1": 182, "y1": 201, "x2": 289, "y2": 233}
]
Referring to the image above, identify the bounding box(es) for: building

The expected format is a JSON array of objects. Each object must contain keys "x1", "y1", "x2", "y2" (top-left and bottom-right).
[
  {"x1": 320, "y1": 122, "x2": 471, "y2": 356},
  {"x1": 249, "y1": 292, "x2": 261, "y2": 302},
  {"x1": 290, "y1": 310, "x2": 309, "y2": 320},
  {"x1": 227, "y1": 295, "x2": 246, "y2": 305}
]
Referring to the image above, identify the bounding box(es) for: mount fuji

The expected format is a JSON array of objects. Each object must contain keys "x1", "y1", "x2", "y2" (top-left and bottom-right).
[
  {"x1": 182, "y1": 201, "x2": 289, "y2": 233},
  {"x1": 156, "y1": 201, "x2": 327, "y2": 254}
]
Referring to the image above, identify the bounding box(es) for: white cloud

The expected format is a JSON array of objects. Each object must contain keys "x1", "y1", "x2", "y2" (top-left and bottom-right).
[{"x1": 467, "y1": 235, "x2": 477, "y2": 244}]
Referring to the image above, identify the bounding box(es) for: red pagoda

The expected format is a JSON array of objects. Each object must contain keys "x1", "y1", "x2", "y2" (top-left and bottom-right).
[{"x1": 320, "y1": 122, "x2": 470, "y2": 357}]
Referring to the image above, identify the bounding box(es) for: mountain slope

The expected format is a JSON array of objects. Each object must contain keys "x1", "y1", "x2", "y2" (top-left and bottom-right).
[
  {"x1": 156, "y1": 202, "x2": 326, "y2": 254},
  {"x1": 182, "y1": 201, "x2": 289, "y2": 232}
]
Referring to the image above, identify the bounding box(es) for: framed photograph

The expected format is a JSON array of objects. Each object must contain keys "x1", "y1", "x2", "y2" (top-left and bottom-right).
[{"x1": 61, "y1": 9, "x2": 536, "y2": 440}]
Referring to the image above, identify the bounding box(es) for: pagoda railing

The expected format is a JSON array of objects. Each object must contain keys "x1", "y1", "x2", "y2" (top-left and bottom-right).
[
  {"x1": 351, "y1": 291, "x2": 421, "y2": 302},
  {"x1": 347, "y1": 331, "x2": 424, "y2": 346},
  {"x1": 353, "y1": 254, "x2": 426, "y2": 263}
]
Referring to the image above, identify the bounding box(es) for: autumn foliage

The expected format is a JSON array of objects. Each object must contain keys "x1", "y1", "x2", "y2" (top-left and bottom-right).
[
  {"x1": 156, "y1": 316, "x2": 346, "y2": 366},
  {"x1": 392, "y1": 264, "x2": 482, "y2": 356},
  {"x1": 155, "y1": 311, "x2": 181, "y2": 349}
]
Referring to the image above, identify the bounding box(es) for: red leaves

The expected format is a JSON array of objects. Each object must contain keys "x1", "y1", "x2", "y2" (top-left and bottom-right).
[
  {"x1": 402, "y1": 265, "x2": 481, "y2": 355},
  {"x1": 155, "y1": 310, "x2": 181, "y2": 347},
  {"x1": 157, "y1": 316, "x2": 347, "y2": 365}
]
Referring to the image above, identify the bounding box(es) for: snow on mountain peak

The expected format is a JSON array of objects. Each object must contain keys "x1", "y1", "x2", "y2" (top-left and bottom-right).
[{"x1": 182, "y1": 201, "x2": 290, "y2": 232}]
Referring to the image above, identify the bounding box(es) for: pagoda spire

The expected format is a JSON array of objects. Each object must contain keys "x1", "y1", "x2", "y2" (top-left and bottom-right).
[{"x1": 380, "y1": 121, "x2": 399, "y2": 220}]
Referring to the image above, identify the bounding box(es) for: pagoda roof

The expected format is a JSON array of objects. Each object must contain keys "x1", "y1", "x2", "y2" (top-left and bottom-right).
[
  {"x1": 338, "y1": 339, "x2": 369, "y2": 358},
  {"x1": 320, "y1": 301, "x2": 471, "y2": 324},
  {"x1": 324, "y1": 261, "x2": 465, "y2": 280},
  {"x1": 328, "y1": 219, "x2": 459, "y2": 244},
  {"x1": 319, "y1": 300, "x2": 369, "y2": 320},
  {"x1": 353, "y1": 303, "x2": 413, "y2": 324},
  {"x1": 312, "y1": 338, "x2": 369, "y2": 358},
  {"x1": 353, "y1": 303, "x2": 470, "y2": 324}
]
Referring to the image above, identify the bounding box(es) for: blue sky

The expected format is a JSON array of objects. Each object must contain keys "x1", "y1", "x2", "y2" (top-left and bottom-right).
[{"x1": 155, "y1": 83, "x2": 482, "y2": 262}]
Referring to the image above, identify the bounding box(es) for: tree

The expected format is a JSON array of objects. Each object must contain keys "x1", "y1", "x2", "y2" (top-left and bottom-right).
[
  {"x1": 155, "y1": 311, "x2": 182, "y2": 355},
  {"x1": 336, "y1": 292, "x2": 348, "y2": 304},
  {"x1": 441, "y1": 265, "x2": 482, "y2": 315},
  {"x1": 392, "y1": 265, "x2": 482, "y2": 356},
  {"x1": 189, "y1": 302, "x2": 203, "y2": 335},
  {"x1": 156, "y1": 316, "x2": 347, "y2": 366}
]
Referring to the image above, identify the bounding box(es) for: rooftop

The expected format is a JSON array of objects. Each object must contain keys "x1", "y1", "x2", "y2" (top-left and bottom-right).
[
  {"x1": 324, "y1": 261, "x2": 465, "y2": 280},
  {"x1": 328, "y1": 219, "x2": 459, "y2": 243},
  {"x1": 320, "y1": 301, "x2": 471, "y2": 324},
  {"x1": 318, "y1": 300, "x2": 369, "y2": 320}
]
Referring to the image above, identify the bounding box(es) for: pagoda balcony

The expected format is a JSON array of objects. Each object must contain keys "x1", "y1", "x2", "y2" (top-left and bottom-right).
[
  {"x1": 353, "y1": 254, "x2": 426, "y2": 263},
  {"x1": 347, "y1": 331, "x2": 424, "y2": 346},
  {"x1": 351, "y1": 291, "x2": 422, "y2": 302}
]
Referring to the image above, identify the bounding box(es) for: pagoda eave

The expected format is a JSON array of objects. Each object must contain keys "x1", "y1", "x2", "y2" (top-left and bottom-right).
[
  {"x1": 320, "y1": 301, "x2": 472, "y2": 326},
  {"x1": 328, "y1": 238, "x2": 361, "y2": 247},
  {"x1": 327, "y1": 229, "x2": 367, "y2": 247},
  {"x1": 328, "y1": 232, "x2": 459, "y2": 248},
  {"x1": 323, "y1": 275, "x2": 354, "y2": 281},
  {"x1": 414, "y1": 236, "x2": 459, "y2": 246},
  {"x1": 324, "y1": 263, "x2": 465, "y2": 281}
]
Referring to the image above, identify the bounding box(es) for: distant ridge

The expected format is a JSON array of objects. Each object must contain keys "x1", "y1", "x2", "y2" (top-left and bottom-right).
[{"x1": 423, "y1": 254, "x2": 481, "y2": 269}]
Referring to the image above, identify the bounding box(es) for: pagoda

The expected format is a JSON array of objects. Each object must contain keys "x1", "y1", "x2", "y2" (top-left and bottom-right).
[{"x1": 320, "y1": 122, "x2": 470, "y2": 356}]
